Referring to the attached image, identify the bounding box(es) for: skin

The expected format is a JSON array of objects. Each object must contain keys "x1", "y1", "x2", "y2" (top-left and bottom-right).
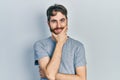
[
  {"x1": 48, "y1": 12, "x2": 68, "y2": 35},
  {"x1": 38, "y1": 12, "x2": 87, "y2": 80}
]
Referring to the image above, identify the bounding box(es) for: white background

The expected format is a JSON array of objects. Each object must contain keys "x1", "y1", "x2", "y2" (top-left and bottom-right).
[{"x1": 0, "y1": 0, "x2": 120, "y2": 80}]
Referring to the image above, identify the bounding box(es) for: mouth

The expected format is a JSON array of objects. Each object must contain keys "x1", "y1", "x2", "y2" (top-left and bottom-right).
[
  {"x1": 53, "y1": 27, "x2": 64, "y2": 34},
  {"x1": 54, "y1": 28, "x2": 62, "y2": 34},
  {"x1": 50, "y1": 27, "x2": 64, "y2": 34},
  {"x1": 55, "y1": 28, "x2": 62, "y2": 31}
]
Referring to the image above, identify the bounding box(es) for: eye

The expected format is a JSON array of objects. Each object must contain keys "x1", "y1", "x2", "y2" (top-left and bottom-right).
[
  {"x1": 60, "y1": 18, "x2": 65, "y2": 22},
  {"x1": 51, "y1": 20, "x2": 56, "y2": 23}
]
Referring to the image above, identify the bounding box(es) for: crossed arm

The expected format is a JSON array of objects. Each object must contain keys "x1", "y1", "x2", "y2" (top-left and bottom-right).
[{"x1": 39, "y1": 56, "x2": 87, "y2": 80}]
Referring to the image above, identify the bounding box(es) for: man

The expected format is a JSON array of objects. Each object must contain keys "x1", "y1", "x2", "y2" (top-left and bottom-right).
[{"x1": 34, "y1": 4, "x2": 87, "y2": 80}]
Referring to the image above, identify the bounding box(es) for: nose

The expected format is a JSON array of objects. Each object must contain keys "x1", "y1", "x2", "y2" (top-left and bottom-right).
[{"x1": 57, "y1": 21, "x2": 61, "y2": 28}]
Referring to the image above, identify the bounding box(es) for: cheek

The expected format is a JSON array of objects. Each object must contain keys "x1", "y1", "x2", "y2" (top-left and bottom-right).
[
  {"x1": 50, "y1": 23, "x2": 57, "y2": 28},
  {"x1": 61, "y1": 22, "x2": 67, "y2": 27}
]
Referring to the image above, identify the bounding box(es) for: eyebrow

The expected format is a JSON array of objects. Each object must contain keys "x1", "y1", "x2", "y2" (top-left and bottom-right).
[
  {"x1": 50, "y1": 19, "x2": 57, "y2": 22},
  {"x1": 60, "y1": 18, "x2": 65, "y2": 21},
  {"x1": 51, "y1": 18, "x2": 65, "y2": 21}
]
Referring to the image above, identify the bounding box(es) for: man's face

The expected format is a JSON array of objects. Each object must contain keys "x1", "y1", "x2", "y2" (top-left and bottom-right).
[{"x1": 48, "y1": 12, "x2": 68, "y2": 35}]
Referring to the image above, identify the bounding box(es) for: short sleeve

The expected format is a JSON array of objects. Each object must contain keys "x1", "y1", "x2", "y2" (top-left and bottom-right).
[
  {"x1": 74, "y1": 44, "x2": 87, "y2": 68},
  {"x1": 33, "y1": 41, "x2": 49, "y2": 65}
]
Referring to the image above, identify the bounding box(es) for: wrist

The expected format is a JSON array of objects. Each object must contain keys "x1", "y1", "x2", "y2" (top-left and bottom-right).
[{"x1": 56, "y1": 42, "x2": 64, "y2": 47}]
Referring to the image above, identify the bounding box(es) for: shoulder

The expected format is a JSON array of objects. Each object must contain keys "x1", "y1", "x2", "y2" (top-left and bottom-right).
[
  {"x1": 68, "y1": 37, "x2": 84, "y2": 48},
  {"x1": 33, "y1": 37, "x2": 51, "y2": 48}
]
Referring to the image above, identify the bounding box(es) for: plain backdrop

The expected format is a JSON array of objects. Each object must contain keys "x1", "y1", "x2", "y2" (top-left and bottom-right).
[{"x1": 0, "y1": 0, "x2": 120, "y2": 80}]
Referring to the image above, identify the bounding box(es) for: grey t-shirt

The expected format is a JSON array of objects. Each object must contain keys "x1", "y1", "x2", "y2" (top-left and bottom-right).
[{"x1": 34, "y1": 36, "x2": 87, "y2": 80}]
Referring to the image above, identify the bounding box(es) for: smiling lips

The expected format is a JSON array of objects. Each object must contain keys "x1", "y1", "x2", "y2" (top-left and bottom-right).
[{"x1": 54, "y1": 27, "x2": 64, "y2": 33}]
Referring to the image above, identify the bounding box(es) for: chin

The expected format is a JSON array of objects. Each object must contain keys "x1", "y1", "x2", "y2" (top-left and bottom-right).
[{"x1": 55, "y1": 33, "x2": 60, "y2": 35}]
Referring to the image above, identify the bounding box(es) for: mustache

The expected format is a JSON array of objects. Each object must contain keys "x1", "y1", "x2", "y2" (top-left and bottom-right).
[
  {"x1": 54, "y1": 27, "x2": 64, "y2": 30},
  {"x1": 50, "y1": 27, "x2": 65, "y2": 33}
]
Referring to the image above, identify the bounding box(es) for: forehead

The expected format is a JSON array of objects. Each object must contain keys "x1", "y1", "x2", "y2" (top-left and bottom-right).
[{"x1": 50, "y1": 12, "x2": 66, "y2": 20}]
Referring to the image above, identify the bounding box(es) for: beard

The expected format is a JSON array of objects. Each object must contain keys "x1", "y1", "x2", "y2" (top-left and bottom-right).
[{"x1": 50, "y1": 27, "x2": 64, "y2": 35}]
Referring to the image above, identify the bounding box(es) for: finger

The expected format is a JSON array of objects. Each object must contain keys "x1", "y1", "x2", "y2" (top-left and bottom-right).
[
  {"x1": 40, "y1": 71, "x2": 44, "y2": 76},
  {"x1": 39, "y1": 67, "x2": 41, "y2": 71},
  {"x1": 40, "y1": 74, "x2": 44, "y2": 78},
  {"x1": 65, "y1": 27, "x2": 68, "y2": 33},
  {"x1": 62, "y1": 27, "x2": 67, "y2": 32},
  {"x1": 61, "y1": 27, "x2": 68, "y2": 34},
  {"x1": 62, "y1": 28, "x2": 67, "y2": 35},
  {"x1": 40, "y1": 72, "x2": 45, "y2": 78}
]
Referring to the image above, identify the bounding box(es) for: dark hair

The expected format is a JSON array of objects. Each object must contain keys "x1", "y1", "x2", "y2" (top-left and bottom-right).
[{"x1": 46, "y1": 4, "x2": 68, "y2": 21}]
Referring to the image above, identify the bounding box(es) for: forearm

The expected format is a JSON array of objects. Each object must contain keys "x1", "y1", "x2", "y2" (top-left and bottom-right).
[
  {"x1": 55, "y1": 73, "x2": 86, "y2": 80},
  {"x1": 46, "y1": 43, "x2": 63, "y2": 79}
]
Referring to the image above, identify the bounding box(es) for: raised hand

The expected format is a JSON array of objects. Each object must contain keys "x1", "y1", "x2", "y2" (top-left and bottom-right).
[{"x1": 52, "y1": 27, "x2": 68, "y2": 45}]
